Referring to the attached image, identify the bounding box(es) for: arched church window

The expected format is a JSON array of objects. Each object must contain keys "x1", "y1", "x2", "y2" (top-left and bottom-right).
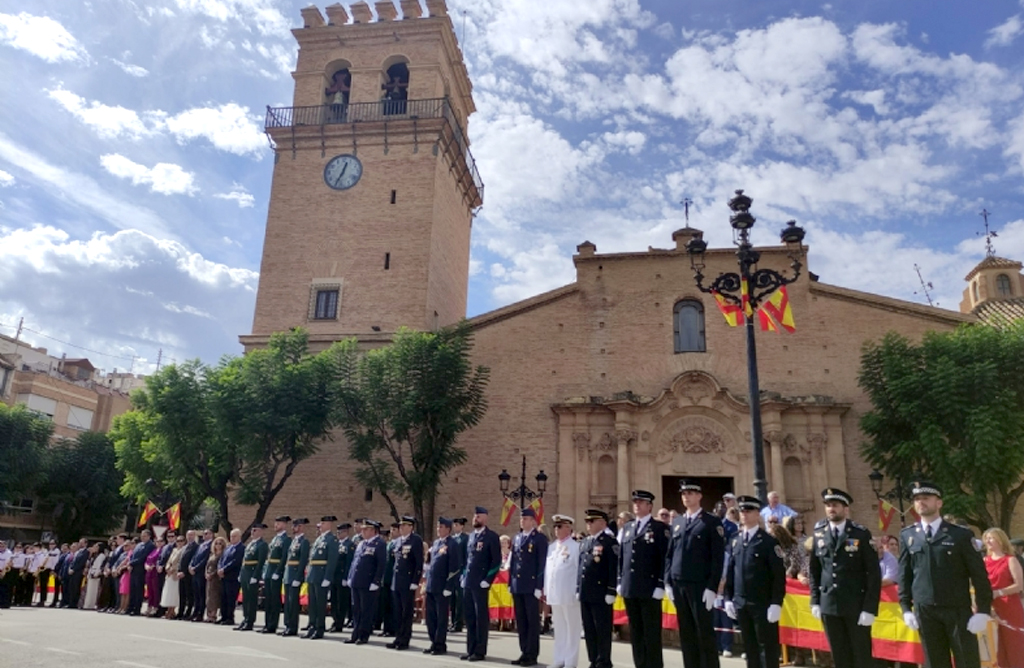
[
  {"x1": 973, "y1": 281, "x2": 980, "y2": 302},
  {"x1": 996, "y1": 273, "x2": 1013, "y2": 297},
  {"x1": 783, "y1": 457, "x2": 804, "y2": 500},
  {"x1": 597, "y1": 455, "x2": 615, "y2": 495},
  {"x1": 382, "y1": 61, "x2": 409, "y2": 116},
  {"x1": 673, "y1": 300, "x2": 706, "y2": 353},
  {"x1": 325, "y1": 68, "x2": 351, "y2": 123}
]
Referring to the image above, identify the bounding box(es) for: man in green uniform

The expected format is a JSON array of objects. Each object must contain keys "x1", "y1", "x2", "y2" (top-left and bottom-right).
[
  {"x1": 260, "y1": 515, "x2": 292, "y2": 634},
  {"x1": 305, "y1": 515, "x2": 340, "y2": 639},
  {"x1": 235, "y1": 523, "x2": 269, "y2": 631},
  {"x1": 329, "y1": 522, "x2": 355, "y2": 633},
  {"x1": 279, "y1": 518, "x2": 309, "y2": 637}
]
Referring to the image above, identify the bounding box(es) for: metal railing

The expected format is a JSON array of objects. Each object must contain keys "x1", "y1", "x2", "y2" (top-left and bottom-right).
[{"x1": 265, "y1": 98, "x2": 483, "y2": 202}]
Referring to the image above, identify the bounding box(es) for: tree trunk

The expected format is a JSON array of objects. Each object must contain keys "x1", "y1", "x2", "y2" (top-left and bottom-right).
[{"x1": 215, "y1": 493, "x2": 233, "y2": 535}]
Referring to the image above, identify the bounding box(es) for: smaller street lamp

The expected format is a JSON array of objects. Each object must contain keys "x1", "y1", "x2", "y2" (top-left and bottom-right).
[
  {"x1": 869, "y1": 469, "x2": 911, "y2": 529},
  {"x1": 497, "y1": 456, "x2": 547, "y2": 511}
]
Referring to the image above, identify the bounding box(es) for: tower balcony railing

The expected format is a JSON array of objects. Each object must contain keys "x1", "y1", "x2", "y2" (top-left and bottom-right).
[{"x1": 265, "y1": 97, "x2": 483, "y2": 205}]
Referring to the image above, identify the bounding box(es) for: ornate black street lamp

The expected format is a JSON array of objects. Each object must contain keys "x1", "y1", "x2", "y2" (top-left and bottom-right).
[
  {"x1": 145, "y1": 478, "x2": 174, "y2": 529},
  {"x1": 498, "y1": 456, "x2": 548, "y2": 510},
  {"x1": 686, "y1": 190, "x2": 806, "y2": 504},
  {"x1": 869, "y1": 469, "x2": 911, "y2": 528}
]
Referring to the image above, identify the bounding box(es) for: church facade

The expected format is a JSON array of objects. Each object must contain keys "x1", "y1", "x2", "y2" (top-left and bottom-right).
[{"x1": 241, "y1": 1, "x2": 1024, "y2": 532}]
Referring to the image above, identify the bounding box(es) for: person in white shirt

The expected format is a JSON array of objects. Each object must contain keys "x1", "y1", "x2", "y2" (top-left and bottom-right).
[
  {"x1": 28, "y1": 543, "x2": 46, "y2": 605},
  {"x1": 38, "y1": 540, "x2": 59, "y2": 607},
  {"x1": 0, "y1": 542, "x2": 12, "y2": 608},
  {"x1": 544, "y1": 515, "x2": 582, "y2": 668}
]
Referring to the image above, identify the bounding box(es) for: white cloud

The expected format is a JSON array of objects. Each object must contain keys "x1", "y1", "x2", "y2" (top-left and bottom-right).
[
  {"x1": 0, "y1": 169, "x2": 13, "y2": 187},
  {"x1": 985, "y1": 14, "x2": 1023, "y2": 48},
  {"x1": 163, "y1": 103, "x2": 266, "y2": 157},
  {"x1": 1006, "y1": 112, "x2": 1024, "y2": 174},
  {"x1": 0, "y1": 12, "x2": 88, "y2": 63},
  {"x1": 111, "y1": 58, "x2": 149, "y2": 77},
  {"x1": 100, "y1": 154, "x2": 198, "y2": 196},
  {"x1": 47, "y1": 87, "x2": 157, "y2": 140},
  {"x1": 213, "y1": 183, "x2": 255, "y2": 207},
  {"x1": 173, "y1": 0, "x2": 291, "y2": 37}
]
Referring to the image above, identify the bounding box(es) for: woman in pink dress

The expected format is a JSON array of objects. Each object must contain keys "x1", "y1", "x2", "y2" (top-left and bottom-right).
[
  {"x1": 983, "y1": 528, "x2": 1024, "y2": 668},
  {"x1": 117, "y1": 539, "x2": 134, "y2": 613},
  {"x1": 144, "y1": 536, "x2": 164, "y2": 615}
]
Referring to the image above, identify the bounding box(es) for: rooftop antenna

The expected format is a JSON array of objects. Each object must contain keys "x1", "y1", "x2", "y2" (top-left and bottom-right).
[
  {"x1": 979, "y1": 208, "x2": 997, "y2": 257},
  {"x1": 682, "y1": 197, "x2": 692, "y2": 224},
  {"x1": 155, "y1": 348, "x2": 163, "y2": 372},
  {"x1": 913, "y1": 264, "x2": 936, "y2": 307}
]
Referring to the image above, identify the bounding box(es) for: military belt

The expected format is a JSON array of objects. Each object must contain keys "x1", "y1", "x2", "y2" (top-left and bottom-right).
[
  {"x1": 268, "y1": 559, "x2": 281, "y2": 564},
  {"x1": 286, "y1": 561, "x2": 299, "y2": 565},
  {"x1": 243, "y1": 560, "x2": 259, "y2": 565},
  {"x1": 310, "y1": 560, "x2": 327, "y2": 565}
]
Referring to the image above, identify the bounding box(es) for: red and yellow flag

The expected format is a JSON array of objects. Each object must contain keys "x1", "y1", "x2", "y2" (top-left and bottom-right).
[
  {"x1": 711, "y1": 291, "x2": 742, "y2": 326},
  {"x1": 741, "y1": 277, "x2": 753, "y2": 320},
  {"x1": 761, "y1": 286, "x2": 796, "y2": 333},
  {"x1": 758, "y1": 309, "x2": 777, "y2": 332},
  {"x1": 138, "y1": 500, "x2": 160, "y2": 528},
  {"x1": 529, "y1": 497, "x2": 545, "y2": 526},
  {"x1": 166, "y1": 502, "x2": 182, "y2": 531},
  {"x1": 499, "y1": 497, "x2": 516, "y2": 527},
  {"x1": 879, "y1": 499, "x2": 896, "y2": 532}
]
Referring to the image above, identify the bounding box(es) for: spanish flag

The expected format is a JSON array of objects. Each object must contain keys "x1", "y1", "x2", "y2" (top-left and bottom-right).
[
  {"x1": 711, "y1": 291, "x2": 742, "y2": 327},
  {"x1": 529, "y1": 497, "x2": 545, "y2": 526},
  {"x1": 761, "y1": 286, "x2": 796, "y2": 333},
  {"x1": 499, "y1": 497, "x2": 516, "y2": 527},
  {"x1": 879, "y1": 499, "x2": 897, "y2": 532},
  {"x1": 741, "y1": 277, "x2": 753, "y2": 319},
  {"x1": 758, "y1": 309, "x2": 777, "y2": 332},
  {"x1": 166, "y1": 502, "x2": 182, "y2": 531},
  {"x1": 138, "y1": 500, "x2": 160, "y2": 528}
]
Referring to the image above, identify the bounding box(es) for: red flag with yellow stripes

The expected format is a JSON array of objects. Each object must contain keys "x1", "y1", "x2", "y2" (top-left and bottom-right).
[
  {"x1": 138, "y1": 500, "x2": 160, "y2": 528},
  {"x1": 711, "y1": 291, "x2": 742, "y2": 326},
  {"x1": 166, "y1": 502, "x2": 182, "y2": 531},
  {"x1": 529, "y1": 497, "x2": 545, "y2": 526},
  {"x1": 761, "y1": 286, "x2": 796, "y2": 333},
  {"x1": 500, "y1": 497, "x2": 516, "y2": 527}
]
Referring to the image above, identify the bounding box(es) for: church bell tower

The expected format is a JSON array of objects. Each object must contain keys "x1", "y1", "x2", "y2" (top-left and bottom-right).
[{"x1": 242, "y1": 0, "x2": 482, "y2": 349}]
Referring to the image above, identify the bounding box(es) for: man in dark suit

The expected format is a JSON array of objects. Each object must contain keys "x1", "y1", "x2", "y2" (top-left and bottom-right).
[
  {"x1": 809, "y1": 488, "x2": 881, "y2": 668},
  {"x1": 262, "y1": 516, "x2": 292, "y2": 634},
  {"x1": 449, "y1": 517, "x2": 469, "y2": 632},
  {"x1": 461, "y1": 506, "x2": 502, "y2": 662},
  {"x1": 578, "y1": 509, "x2": 619, "y2": 668},
  {"x1": 102, "y1": 535, "x2": 126, "y2": 612},
  {"x1": 53, "y1": 543, "x2": 71, "y2": 607},
  {"x1": 899, "y1": 481, "x2": 992, "y2": 668},
  {"x1": 345, "y1": 519, "x2": 388, "y2": 645},
  {"x1": 188, "y1": 529, "x2": 213, "y2": 621},
  {"x1": 424, "y1": 517, "x2": 463, "y2": 655},
  {"x1": 65, "y1": 539, "x2": 89, "y2": 609},
  {"x1": 510, "y1": 507, "x2": 548, "y2": 667},
  {"x1": 388, "y1": 516, "x2": 424, "y2": 650},
  {"x1": 176, "y1": 530, "x2": 198, "y2": 620},
  {"x1": 377, "y1": 523, "x2": 399, "y2": 636},
  {"x1": 129, "y1": 530, "x2": 156, "y2": 616},
  {"x1": 329, "y1": 522, "x2": 354, "y2": 632},
  {"x1": 724, "y1": 495, "x2": 786, "y2": 668},
  {"x1": 665, "y1": 479, "x2": 726, "y2": 668},
  {"x1": 217, "y1": 528, "x2": 245, "y2": 625},
  {"x1": 619, "y1": 489, "x2": 670, "y2": 668}
]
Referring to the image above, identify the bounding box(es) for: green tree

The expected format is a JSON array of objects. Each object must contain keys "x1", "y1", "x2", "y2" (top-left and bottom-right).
[
  {"x1": 37, "y1": 432, "x2": 125, "y2": 540},
  {"x1": 330, "y1": 321, "x2": 489, "y2": 538},
  {"x1": 0, "y1": 403, "x2": 52, "y2": 511},
  {"x1": 858, "y1": 321, "x2": 1024, "y2": 532}
]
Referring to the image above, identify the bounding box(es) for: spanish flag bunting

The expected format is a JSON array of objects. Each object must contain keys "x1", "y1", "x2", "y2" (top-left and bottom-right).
[
  {"x1": 761, "y1": 285, "x2": 796, "y2": 333},
  {"x1": 740, "y1": 277, "x2": 753, "y2": 319},
  {"x1": 529, "y1": 497, "x2": 545, "y2": 526},
  {"x1": 138, "y1": 500, "x2": 160, "y2": 528},
  {"x1": 711, "y1": 290, "x2": 742, "y2": 327},
  {"x1": 499, "y1": 497, "x2": 516, "y2": 527},
  {"x1": 758, "y1": 309, "x2": 777, "y2": 332},
  {"x1": 878, "y1": 499, "x2": 897, "y2": 532},
  {"x1": 166, "y1": 502, "x2": 182, "y2": 531}
]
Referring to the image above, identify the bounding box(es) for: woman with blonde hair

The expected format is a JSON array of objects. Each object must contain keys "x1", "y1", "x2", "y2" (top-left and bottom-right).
[
  {"x1": 983, "y1": 527, "x2": 1024, "y2": 667},
  {"x1": 205, "y1": 537, "x2": 226, "y2": 623}
]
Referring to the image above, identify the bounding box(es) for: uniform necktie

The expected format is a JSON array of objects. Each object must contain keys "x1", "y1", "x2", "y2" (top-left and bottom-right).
[
  {"x1": 926, "y1": 525, "x2": 933, "y2": 540},
  {"x1": 832, "y1": 527, "x2": 840, "y2": 546}
]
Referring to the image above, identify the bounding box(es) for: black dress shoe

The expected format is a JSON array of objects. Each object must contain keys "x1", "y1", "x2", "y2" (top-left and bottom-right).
[
  {"x1": 343, "y1": 638, "x2": 357, "y2": 644},
  {"x1": 459, "y1": 654, "x2": 471, "y2": 661},
  {"x1": 259, "y1": 628, "x2": 276, "y2": 634},
  {"x1": 520, "y1": 661, "x2": 538, "y2": 667},
  {"x1": 302, "y1": 630, "x2": 314, "y2": 638},
  {"x1": 423, "y1": 648, "x2": 434, "y2": 654},
  {"x1": 310, "y1": 632, "x2": 324, "y2": 639},
  {"x1": 512, "y1": 660, "x2": 524, "y2": 666},
  {"x1": 327, "y1": 625, "x2": 340, "y2": 633},
  {"x1": 279, "y1": 630, "x2": 297, "y2": 637},
  {"x1": 467, "y1": 656, "x2": 485, "y2": 662},
  {"x1": 239, "y1": 624, "x2": 253, "y2": 631},
  {"x1": 354, "y1": 639, "x2": 367, "y2": 645},
  {"x1": 386, "y1": 642, "x2": 398, "y2": 649},
  {"x1": 430, "y1": 649, "x2": 447, "y2": 656},
  {"x1": 394, "y1": 645, "x2": 408, "y2": 651}
]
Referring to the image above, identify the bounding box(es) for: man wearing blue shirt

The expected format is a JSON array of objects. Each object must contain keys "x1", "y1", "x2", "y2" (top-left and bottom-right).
[
  {"x1": 760, "y1": 491, "x2": 798, "y2": 524},
  {"x1": 188, "y1": 529, "x2": 213, "y2": 621}
]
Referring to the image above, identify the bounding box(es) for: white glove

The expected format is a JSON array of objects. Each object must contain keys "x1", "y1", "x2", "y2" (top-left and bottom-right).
[
  {"x1": 811, "y1": 605, "x2": 821, "y2": 620},
  {"x1": 652, "y1": 587, "x2": 664, "y2": 600},
  {"x1": 903, "y1": 611, "x2": 919, "y2": 630},
  {"x1": 966, "y1": 613, "x2": 991, "y2": 634},
  {"x1": 666, "y1": 588, "x2": 675, "y2": 602},
  {"x1": 410, "y1": 583, "x2": 418, "y2": 591},
  {"x1": 369, "y1": 583, "x2": 379, "y2": 591},
  {"x1": 767, "y1": 604, "x2": 782, "y2": 623},
  {"x1": 250, "y1": 578, "x2": 257, "y2": 584},
  {"x1": 616, "y1": 585, "x2": 623, "y2": 596},
  {"x1": 725, "y1": 601, "x2": 737, "y2": 620},
  {"x1": 534, "y1": 588, "x2": 542, "y2": 599},
  {"x1": 322, "y1": 579, "x2": 331, "y2": 587},
  {"x1": 291, "y1": 580, "x2": 300, "y2": 588},
  {"x1": 272, "y1": 574, "x2": 280, "y2": 580},
  {"x1": 604, "y1": 594, "x2": 615, "y2": 605},
  {"x1": 443, "y1": 590, "x2": 451, "y2": 597},
  {"x1": 702, "y1": 589, "x2": 716, "y2": 611},
  {"x1": 858, "y1": 612, "x2": 875, "y2": 627},
  {"x1": 480, "y1": 580, "x2": 489, "y2": 589},
  {"x1": 342, "y1": 579, "x2": 348, "y2": 587}
]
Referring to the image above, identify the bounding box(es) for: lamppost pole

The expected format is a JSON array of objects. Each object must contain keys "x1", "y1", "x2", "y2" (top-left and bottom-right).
[
  {"x1": 686, "y1": 191, "x2": 806, "y2": 505},
  {"x1": 870, "y1": 469, "x2": 908, "y2": 528},
  {"x1": 498, "y1": 456, "x2": 548, "y2": 512}
]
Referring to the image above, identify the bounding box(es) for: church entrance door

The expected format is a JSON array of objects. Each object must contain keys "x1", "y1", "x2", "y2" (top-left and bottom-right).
[{"x1": 661, "y1": 476, "x2": 735, "y2": 514}]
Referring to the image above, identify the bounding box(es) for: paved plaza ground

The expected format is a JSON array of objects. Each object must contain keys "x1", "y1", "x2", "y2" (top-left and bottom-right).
[{"x1": 0, "y1": 607, "x2": 750, "y2": 668}]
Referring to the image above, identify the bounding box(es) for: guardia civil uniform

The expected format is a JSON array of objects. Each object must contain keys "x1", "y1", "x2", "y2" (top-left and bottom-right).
[
  {"x1": 279, "y1": 518, "x2": 309, "y2": 637},
  {"x1": 462, "y1": 507, "x2": 502, "y2": 661},
  {"x1": 388, "y1": 516, "x2": 424, "y2": 650},
  {"x1": 619, "y1": 490, "x2": 670, "y2": 668},
  {"x1": 424, "y1": 517, "x2": 463, "y2": 655},
  {"x1": 304, "y1": 516, "x2": 340, "y2": 639},
  {"x1": 724, "y1": 496, "x2": 786, "y2": 668},
  {"x1": 898, "y1": 481, "x2": 992, "y2": 668},
  {"x1": 261, "y1": 516, "x2": 292, "y2": 634},
  {"x1": 578, "y1": 510, "x2": 619, "y2": 668},
  {"x1": 808, "y1": 488, "x2": 880, "y2": 668},
  {"x1": 237, "y1": 524, "x2": 269, "y2": 631},
  {"x1": 346, "y1": 520, "x2": 387, "y2": 645},
  {"x1": 329, "y1": 523, "x2": 354, "y2": 632},
  {"x1": 510, "y1": 507, "x2": 549, "y2": 666}
]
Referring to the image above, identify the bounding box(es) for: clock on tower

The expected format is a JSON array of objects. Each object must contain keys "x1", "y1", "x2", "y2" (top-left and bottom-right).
[{"x1": 242, "y1": 0, "x2": 483, "y2": 352}]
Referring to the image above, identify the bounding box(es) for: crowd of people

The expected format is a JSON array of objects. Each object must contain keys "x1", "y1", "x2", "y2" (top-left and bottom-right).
[{"x1": 0, "y1": 479, "x2": 1023, "y2": 668}]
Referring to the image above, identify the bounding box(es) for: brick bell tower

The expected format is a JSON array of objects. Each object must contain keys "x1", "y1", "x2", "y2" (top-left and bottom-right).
[{"x1": 241, "y1": 0, "x2": 482, "y2": 350}]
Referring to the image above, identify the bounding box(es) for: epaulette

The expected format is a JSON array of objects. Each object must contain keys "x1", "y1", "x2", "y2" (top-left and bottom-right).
[
  {"x1": 848, "y1": 520, "x2": 865, "y2": 531},
  {"x1": 813, "y1": 519, "x2": 829, "y2": 530}
]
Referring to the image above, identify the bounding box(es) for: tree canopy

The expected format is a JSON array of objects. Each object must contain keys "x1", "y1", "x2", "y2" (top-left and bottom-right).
[
  {"x1": 858, "y1": 321, "x2": 1024, "y2": 531},
  {"x1": 0, "y1": 403, "x2": 52, "y2": 510},
  {"x1": 37, "y1": 431, "x2": 125, "y2": 540}
]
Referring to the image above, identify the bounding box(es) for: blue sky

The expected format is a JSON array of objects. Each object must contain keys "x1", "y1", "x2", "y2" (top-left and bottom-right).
[{"x1": 1, "y1": 0, "x2": 1023, "y2": 373}]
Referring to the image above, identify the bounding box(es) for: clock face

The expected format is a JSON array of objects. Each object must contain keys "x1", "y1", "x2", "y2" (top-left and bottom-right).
[{"x1": 324, "y1": 154, "x2": 363, "y2": 190}]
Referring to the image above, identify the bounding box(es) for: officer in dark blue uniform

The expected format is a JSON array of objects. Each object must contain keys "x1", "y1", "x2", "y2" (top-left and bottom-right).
[
  {"x1": 425, "y1": 517, "x2": 463, "y2": 655},
  {"x1": 449, "y1": 517, "x2": 469, "y2": 632},
  {"x1": 461, "y1": 506, "x2": 502, "y2": 662},
  {"x1": 898, "y1": 481, "x2": 992, "y2": 668},
  {"x1": 510, "y1": 507, "x2": 548, "y2": 667},
  {"x1": 329, "y1": 522, "x2": 354, "y2": 633},
  {"x1": 578, "y1": 509, "x2": 619, "y2": 668},
  {"x1": 260, "y1": 516, "x2": 291, "y2": 634},
  {"x1": 378, "y1": 523, "x2": 399, "y2": 636},
  {"x1": 808, "y1": 488, "x2": 880, "y2": 668},
  {"x1": 724, "y1": 495, "x2": 786, "y2": 668},
  {"x1": 345, "y1": 519, "x2": 387, "y2": 645},
  {"x1": 619, "y1": 489, "x2": 670, "y2": 668},
  {"x1": 665, "y1": 478, "x2": 726, "y2": 668},
  {"x1": 388, "y1": 515, "x2": 424, "y2": 650}
]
